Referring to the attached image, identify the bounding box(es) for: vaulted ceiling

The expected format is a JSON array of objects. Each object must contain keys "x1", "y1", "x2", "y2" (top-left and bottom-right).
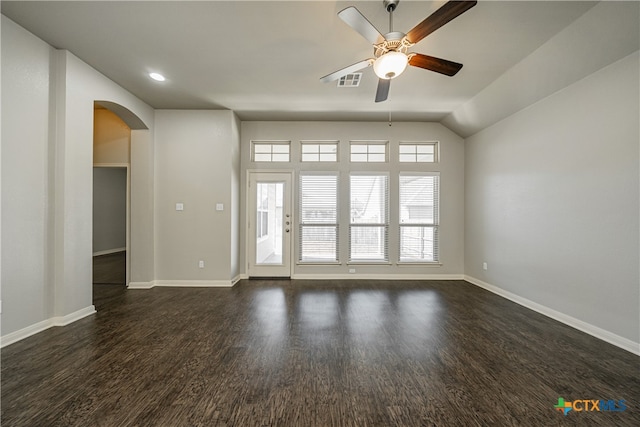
[{"x1": 4, "y1": 1, "x2": 635, "y2": 135}]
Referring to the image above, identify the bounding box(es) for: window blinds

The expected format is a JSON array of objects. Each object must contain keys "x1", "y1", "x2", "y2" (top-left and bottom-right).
[
  {"x1": 349, "y1": 174, "x2": 389, "y2": 261},
  {"x1": 299, "y1": 173, "x2": 339, "y2": 262},
  {"x1": 399, "y1": 173, "x2": 439, "y2": 262}
]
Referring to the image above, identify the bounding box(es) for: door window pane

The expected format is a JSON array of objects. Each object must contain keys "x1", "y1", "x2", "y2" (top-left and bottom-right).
[{"x1": 256, "y1": 182, "x2": 284, "y2": 264}]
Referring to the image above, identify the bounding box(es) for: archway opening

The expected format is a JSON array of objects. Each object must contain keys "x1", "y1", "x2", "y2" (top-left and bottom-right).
[
  {"x1": 91, "y1": 101, "x2": 150, "y2": 307},
  {"x1": 93, "y1": 105, "x2": 131, "y2": 297}
]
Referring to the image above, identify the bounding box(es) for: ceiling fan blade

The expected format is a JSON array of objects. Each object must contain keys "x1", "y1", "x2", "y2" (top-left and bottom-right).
[
  {"x1": 338, "y1": 6, "x2": 385, "y2": 45},
  {"x1": 408, "y1": 53, "x2": 463, "y2": 76},
  {"x1": 320, "y1": 59, "x2": 373, "y2": 83},
  {"x1": 375, "y1": 79, "x2": 390, "y2": 103},
  {"x1": 406, "y1": 0, "x2": 477, "y2": 44}
]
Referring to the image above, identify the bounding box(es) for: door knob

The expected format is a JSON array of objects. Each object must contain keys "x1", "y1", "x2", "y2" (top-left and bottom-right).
[{"x1": 285, "y1": 229, "x2": 290, "y2": 232}]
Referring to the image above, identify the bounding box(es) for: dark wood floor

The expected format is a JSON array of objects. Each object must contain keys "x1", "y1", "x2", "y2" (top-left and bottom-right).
[
  {"x1": 2, "y1": 279, "x2": 638, "y2": 426},
  {"x1": 93, "y1": 251, "x2": 126, "y2": 285}
]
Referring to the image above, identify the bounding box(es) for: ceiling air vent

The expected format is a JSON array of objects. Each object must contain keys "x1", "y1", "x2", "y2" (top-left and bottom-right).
[{"x1": 337, "y1": 73, "x2": 362, "y2": 87}]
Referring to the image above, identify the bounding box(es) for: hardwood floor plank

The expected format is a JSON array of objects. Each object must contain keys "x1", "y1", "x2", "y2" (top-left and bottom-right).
[
  {"x1": 93, "y1": 252, "x2": 126, "y2": 285},
  {"x1": 2, "y1": 280, "x2": 639, "y2": 426}
]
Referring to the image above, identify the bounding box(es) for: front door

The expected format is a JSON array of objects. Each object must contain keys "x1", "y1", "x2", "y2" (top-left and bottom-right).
[{"x1": 248, "y1": 172, "x2": 292, "y2": 277}]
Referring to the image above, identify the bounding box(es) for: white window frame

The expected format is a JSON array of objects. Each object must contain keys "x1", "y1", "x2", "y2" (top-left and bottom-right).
[
  {"x1": 349, "y1": 172, "x2": 390, "y2": 263},
  {"x1": 349, "y1": 141, "x2": 388, "y2": 163},
  {"x1": 298, "y1": 172, "x2": 340, "y2": 264},
  {"x1": 251, "y1": 140, "x2": 291, "y2": 162},
  {"x1": 399, "y1": 141, "x2": 438, "y2": 163},
  {"x1": 398, "y1": 172, "x2": 440, "y2": 264},
  {"x1": 300, "y1": 141, "x2": 339, "y2": 163}
]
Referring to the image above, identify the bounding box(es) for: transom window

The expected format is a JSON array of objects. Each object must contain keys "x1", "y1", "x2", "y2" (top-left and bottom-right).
[
  {"x1": 251, "y1": 141, "x2": 290, "y2": 162},
  {"x1": 399, "y1": 142, "x2": 438, "y2": 163},
  {"x1": 350, "y1": 141, "x2": 388, "y2": 163},
  {"x1": 301, "y1": 141, "x2": 338, "y2": 162}
]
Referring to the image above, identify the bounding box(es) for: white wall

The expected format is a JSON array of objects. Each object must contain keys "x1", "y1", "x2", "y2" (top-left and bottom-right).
[
  {"x1": 1, "y1": 16, "x2": 154, "y2": 341},
  {"x1": 130, "y1": 129, "x2": 154, "y2": 284},
  {"x1": 0, "y1": 15, "x2": 3, "y2": 336},
  {"x1": 1, "y1": 16, "x2": 55, "y2": 334},
  {"x1": 154, "y1": 110, "x2": 238, "y2": 284},
  {"x1": 93, "y1": 167, "x2": 127, "y2": 254},
  {"x1": 230, "y1": 113, "x2": 241, "y2": 280},
  {"x1": 464, "y1": 51, "x2": 639, "y2": 349},
  {"x1": 55, "y1": 51, "x2": 154, "y2": 317},
  {"x1": 240, "y1": 121, "x2": 465, "y2": 278}
]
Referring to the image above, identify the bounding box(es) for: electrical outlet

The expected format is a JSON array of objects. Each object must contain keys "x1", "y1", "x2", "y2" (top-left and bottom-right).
[
  {"x1": 198, "y1": 260, "x2": 205, "y2": 268},
  {"x1": 483, "y1": 262, "x2": 488, "y2": 271},
  {"x1": 349, "y1": 268, "x2": 356, "y2": 274}
]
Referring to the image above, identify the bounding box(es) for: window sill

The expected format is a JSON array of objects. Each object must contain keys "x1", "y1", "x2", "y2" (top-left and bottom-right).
[
  {"x1": 297, "y1": 261, "x2": 342, "y2": 266},
  {"x1": 396, "y1": 262, "x2": 442, "y2": 267},
  {"x1": 347, "y1": 261, "x2": 392, "y2": 265}
]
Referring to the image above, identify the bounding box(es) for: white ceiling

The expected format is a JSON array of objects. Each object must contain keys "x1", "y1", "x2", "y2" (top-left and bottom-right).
[{"x1": 2, "y1": 1, "x2": 598, "y2": 123}]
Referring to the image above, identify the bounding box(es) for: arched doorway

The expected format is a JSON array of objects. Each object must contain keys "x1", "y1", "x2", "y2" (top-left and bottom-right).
[
  {"x1": 93, "y1": 105, "x2": 131, "y2": 290},
  {"x1": 92, "y1": 101, "x2": 151, "y2": 295}
]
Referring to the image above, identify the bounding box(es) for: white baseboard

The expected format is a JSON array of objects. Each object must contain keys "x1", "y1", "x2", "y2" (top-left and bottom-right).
[
  {"x1": 130, "y1": 274, "x2": 461, "y2": 287},
  {"x1": 128, "y1": 281, "x2": 154, "y2": 289},
  {"x1": 52, "y1": 305, "x2": 96, "y2": 326},
  {"x1": 464, "y1": 275, "x2": 640, "y2": 356},
  {"x1": 93, "y1": 247, "x2": 126, "y2": 257},
  {"x1": 128, "y1": 280, "x2": 234, "y2": 289},
  {"x1": 232, "y1": 274, "x2": 247, "y2": 285},
  {"x1": 291, "y1": 273, "x2": 465, "y2": 281},
  {"x1": 154, "y1": 280, "x2": 234, "y2": 288},
  {"x1": 1, "y1": 305, "x2": 96, "y2": 348},
  {"x1": 1, "y1": 318, "x2": 54, "y2": 348}
]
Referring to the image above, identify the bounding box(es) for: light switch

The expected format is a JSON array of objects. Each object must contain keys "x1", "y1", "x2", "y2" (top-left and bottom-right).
[
  {"x1": 216, "y1": 203, "x2": 224, "y2": 211},
  {"x1": 176, "y1": 203, "x2": 184, "y2": 211}
]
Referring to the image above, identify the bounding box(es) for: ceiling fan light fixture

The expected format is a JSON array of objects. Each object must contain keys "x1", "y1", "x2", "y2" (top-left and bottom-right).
[{"x1": 373, "y1": 51, "x2": 408, "y2": 80}]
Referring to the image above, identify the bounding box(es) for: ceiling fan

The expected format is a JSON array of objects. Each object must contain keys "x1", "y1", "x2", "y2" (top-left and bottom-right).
[{"x1": 321, "y1": 0, "x2": 477, "y2": 102}]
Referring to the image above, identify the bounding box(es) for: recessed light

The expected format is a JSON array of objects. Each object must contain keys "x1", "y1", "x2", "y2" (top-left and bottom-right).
[{"x1": 149, "y1": 72, "x2": 166, "y2": 82}]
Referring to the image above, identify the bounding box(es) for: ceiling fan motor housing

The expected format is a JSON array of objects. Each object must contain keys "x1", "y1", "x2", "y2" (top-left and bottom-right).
[
  {"x1": 383, "y1": 0, "x2": 400, "y2": 12},
  {"x1": 374, "y1": 32, "x2": 411, "y2": 58}
]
